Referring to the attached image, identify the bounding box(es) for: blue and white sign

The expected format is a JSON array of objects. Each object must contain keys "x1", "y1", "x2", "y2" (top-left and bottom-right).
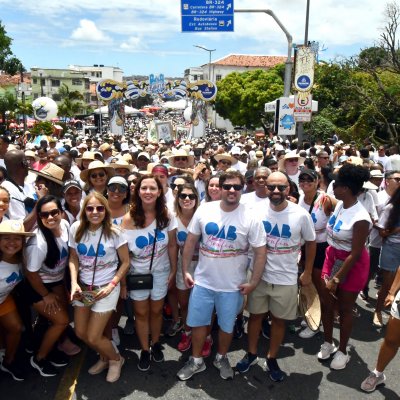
[
  {"x1": 296, "y1": 75, "x2": 312, "y2": 91},
  {"x1": 181, "y1": 0, "x2": 234, "y2": 32},
  {"x1": 277, "y1": 97, "x2": 296, "y2": 136}
]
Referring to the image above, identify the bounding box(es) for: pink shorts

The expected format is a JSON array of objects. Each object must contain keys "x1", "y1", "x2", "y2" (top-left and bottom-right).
[{"x1": 321, "y1": 246, "x2": 370, "y2": 292}]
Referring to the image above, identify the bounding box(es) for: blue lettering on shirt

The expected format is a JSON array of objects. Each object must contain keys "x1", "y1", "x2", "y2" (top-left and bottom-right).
[
  {"x1": 204, "y1": 222, "x2": 237, "y2": 241},
  {"x1": 136, "y1": 229, "x2": 166, "y2": 249},
  {"x1": 262, "y1": 220, "x2": 292, "y2": 238},
  {"x1": 177, "y1": 231, "x2": 187, "y2": 242},
  {"x1": 6, "y1": 270, "x2": 22, "y2": 284},
  {"x1": 77, "y1": 243, "x2": 106, "y2": 257},
  {"x1": 311, "y1": 212, "x2": 317, "y2": 224}
]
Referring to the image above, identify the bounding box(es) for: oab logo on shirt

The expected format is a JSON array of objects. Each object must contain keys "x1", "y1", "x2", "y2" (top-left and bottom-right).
[
  {"x1": 328, "y1": 214, "x2": 343, "y2": 232},
  {"x1": 77, "y1": 243, "x2": 106, "y2": 257},
  {"x1": 136, "y1": 229, "x2": 166, "y2": 249},
  {"x1": 205, "y1": 222, "x2": 237, "y2": 240},
  {"x1": 263, "y1": 221, "x2": 292, "y2": 238}
]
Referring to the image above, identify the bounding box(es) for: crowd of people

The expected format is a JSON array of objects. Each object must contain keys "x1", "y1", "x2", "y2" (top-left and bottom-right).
[{"x1": 0, "y1": 128, "x2": 399, "y2": 394}]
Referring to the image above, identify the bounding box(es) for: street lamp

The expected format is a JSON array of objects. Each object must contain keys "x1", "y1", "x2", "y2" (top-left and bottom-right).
[
  {"x1": 234, "y1": 9, "x2": 293, "y2": 97},
  {"x1": 38, "y1": 69, "x2": 44, "y2": 96},
  {"x1": 194, "y1": 45, "x2": 216, "y2": 81}
]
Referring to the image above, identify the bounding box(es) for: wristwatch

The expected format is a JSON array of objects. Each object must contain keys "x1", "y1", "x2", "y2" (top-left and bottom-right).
[{"x1": 332, "y1": 277, "x2": 340, "y2": 284}]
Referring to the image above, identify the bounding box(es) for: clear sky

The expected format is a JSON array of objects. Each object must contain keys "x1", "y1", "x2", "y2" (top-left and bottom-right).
[{"x1": 0, "y1": 0, "x2": 389, "y2": 78}]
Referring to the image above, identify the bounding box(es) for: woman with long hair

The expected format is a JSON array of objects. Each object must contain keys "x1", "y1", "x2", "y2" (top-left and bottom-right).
[
  {"x1": 373, "y1": 186, "x2": 400, "y2": 327},
  {"x1": 0, "y1": 220, "x2": 34, "y2": 381},
  {"x1": 174, "y1": 183, "x2": 200, "y2": 352},
  {"x1": 121, "y1": 174, "x2": 177, "y2": 372},
  {"x1": 297, "y1": 169, "x2": 337, "y2": 339},
  {"x1": 25, "y1": 195, "x2": 72, "y2": 377},
  {"x1": 318, "y1": 164, "x2": 371, "y2": 370},
  {"x1": 69, "y1": 192, "x2": 129, "y2": 383},
  {"x1": 203, "y1": 173, "x2": 222, "y2": 203}
]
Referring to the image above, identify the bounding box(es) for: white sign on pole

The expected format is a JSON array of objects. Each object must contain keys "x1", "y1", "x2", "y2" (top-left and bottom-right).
[
  {"x1": 277, "y1": 97, "x2": 296, "y2": 136},
  {"x1": 294, "y1": 93, "x2": 312, "y2": 122}
]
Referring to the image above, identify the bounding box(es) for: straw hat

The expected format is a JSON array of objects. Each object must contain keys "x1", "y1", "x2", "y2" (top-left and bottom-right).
[
  {"x1": 80, "y1": 160, "x2": 115, "y2": 183},
  {"x1": 214, "y1": 153, "x2": 238, "y2": 165},
  {"x1": 109, "y1": 159, "x2": 133, "y2": 173},
  {"x1": 169, "y1": 149, "x2": 194, "y2": 167},
  {"x1": 75, "y1": 151, "x2": 95, "y2": 167},
  {"x1": 25, "y1": 150, "x2": 38, "y2": 161},
  {"x1": 278, "y1": 151, "x2": 305, "y2": 171},
  {"x1": 30, "y1": 163, "x2": 65, "y2": 185},
  {"x1": 0, "y1": 219, "x2": 35, "y2": 237},
  {"x1": 298, "y1": 283, "x2": 321, "y2": 331}
]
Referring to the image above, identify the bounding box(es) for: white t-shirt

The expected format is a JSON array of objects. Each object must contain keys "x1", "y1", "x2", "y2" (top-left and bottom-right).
[
  {"x1": 0, "y1": 261, "x2": 23, "y2": 304},
  {"x1": 26, "y1": 219, "x2": 70, "y2": 283},
  {"x1": 376, "y1": 204, "x2": 400, "y2": 244},
  {"x1": 188, "y1": 201, "x2": 266, "y2": 292},
  {"x1": 124, "y1": 214, "x2": 177, "y2": 275},
  {"x1": 299, "y1": 192, "x2": 329, "y2": 243},
  {"x1": 2, "y1": 180, "x2": 29, "y2": 220},
  {"x1": 358, "y1": 191, "x2": 378, "y2": 221},
  {"x1": 326, "y1": 201, "x2": 372, "y2": 251},
  {"x1": 369, "y1": 190, "x2": 391, "y2": 248},
  {"x1": 240, "y1": 191, "x2": 269, "y2": 208},
  {"x1": 262, "y1": 202, "x2": 316, "y2": 285},
  {"x1": 195, "y1": 180, "x2": 206, "y2": 202},
  {"x1": 69, "y1": 222, "x2": 127, "y2": 286}
]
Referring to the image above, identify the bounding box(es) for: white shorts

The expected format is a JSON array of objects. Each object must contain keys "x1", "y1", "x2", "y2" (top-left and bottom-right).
[
  {"x1": 129, "y1": 270, "x2": 169, "y2": 301},
  {"x1": 390, "y1": 291, "x2": 400, "y2": 320},
  {"x1": 176, "y1": 259, "x2": 197, "y2": 291},
  {"x1": 73, "y1": 284, "x2": 120, "y2": 313}
]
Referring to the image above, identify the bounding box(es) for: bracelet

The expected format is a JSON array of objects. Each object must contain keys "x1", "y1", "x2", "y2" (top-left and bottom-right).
[{"x1": 110, "y1": 280, "x2": 118, "y2": 287}]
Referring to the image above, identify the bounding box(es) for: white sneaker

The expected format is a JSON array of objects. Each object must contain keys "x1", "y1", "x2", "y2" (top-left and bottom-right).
[
  {"x1": 330, "y1": 350, "x2": 350, "y2": 370},
  {"x1": 299, "y1": 326, "x2": 319, "y2": 339},
  {"x1": 317, "y1": 342, "x2": 337, "y2": 360},
  {"x1": 300, "y1": 320, "x2": 308, "y2": 328},
  {"x1": 111, "y1": 328, "x2": 120, "y2": 346}
]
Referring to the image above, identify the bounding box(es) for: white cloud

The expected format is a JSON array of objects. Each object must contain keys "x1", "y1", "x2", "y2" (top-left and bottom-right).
[
  {"x1": 120, "y1": 36, "x2": 145, "y2": 51},
  {"x1": 70, "y1": 19, "x2": 112, "y2": 42}
]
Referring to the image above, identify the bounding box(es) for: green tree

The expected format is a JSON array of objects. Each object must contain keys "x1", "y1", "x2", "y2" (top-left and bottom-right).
[
  {"x1": 30, "y1": 121, "x2": 53, "y2": 136},
  {"x1": 57, "y1": 83, "x2": 85, "y2": 117},
  {"x1": 0, "y1": 21, "x2": 22, "y2": 75},
  {"x1": 215, "y1": 67, "x2": 284, "y2": 132},
  {"x1": 0, "y1": 92, "x2": 17, "y2": 129}
]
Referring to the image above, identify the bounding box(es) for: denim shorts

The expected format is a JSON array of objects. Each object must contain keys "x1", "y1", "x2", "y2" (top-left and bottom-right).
[
  {"x1": 128, "y1": 270, "x2": 169, "y2": 301},
  {"x1": 187, "y1": 284, "x2": 244, "y2": 334},
  {"x1": 379, "y1": 241, "x2": 400, "y2": 272},
  {"x1": 73, "y1": 284, "x2": 120, "y2": 313}
]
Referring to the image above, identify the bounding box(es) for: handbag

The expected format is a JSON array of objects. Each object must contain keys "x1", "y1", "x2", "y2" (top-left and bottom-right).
[
  {"x1": 80, "y1": 229, "x2": 104, "y2": 306},
  {"x1": 127, "y1": 229, "x2": 157, "y2": 291}
]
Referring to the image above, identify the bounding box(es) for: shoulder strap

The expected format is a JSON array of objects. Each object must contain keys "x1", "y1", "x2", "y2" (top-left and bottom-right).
[
  {"x1": 149, "y1": 228, "x2": 157, "y2": 272},
  {"x1": 89, "y1": 228, "x2": 104, "y2": 289},
  {"x1": 308, "y1": 191, "x2": 319, "y2": 214}
]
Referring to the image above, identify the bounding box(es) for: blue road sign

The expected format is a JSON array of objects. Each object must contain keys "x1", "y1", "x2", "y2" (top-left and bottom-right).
[{"x1": 181, "y1": 0, "x2": 234, "y2": 32}]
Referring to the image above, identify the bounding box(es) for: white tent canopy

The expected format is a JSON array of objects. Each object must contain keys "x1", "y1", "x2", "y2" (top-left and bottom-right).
[
  {"x1": 94, "y1": 105, "x2": 140, "y2": 115},
  {"x1": 161, "y1": 99, "x2": 187, "y2": 110}
]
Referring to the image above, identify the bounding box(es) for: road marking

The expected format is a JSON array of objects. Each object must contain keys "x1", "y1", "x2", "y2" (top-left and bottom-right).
[{"x1": 54, "y1": 347, "x2": 87, "y2": 400}]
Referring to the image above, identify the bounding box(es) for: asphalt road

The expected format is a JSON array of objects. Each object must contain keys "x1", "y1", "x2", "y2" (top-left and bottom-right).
[{"x1": 1, "y1": 286, "x2": 400, "y2": 400}]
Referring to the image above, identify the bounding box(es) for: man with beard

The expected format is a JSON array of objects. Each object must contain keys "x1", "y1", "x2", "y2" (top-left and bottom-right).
[
  {"x1": 177, "y1": 170, "x2": 267, "y2": 381},
  {"x1": 236, "y1": 171, "x2": 316, "y2": 382}
]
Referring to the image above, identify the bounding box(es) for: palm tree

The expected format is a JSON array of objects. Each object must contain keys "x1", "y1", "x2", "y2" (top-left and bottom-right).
[
  {"x1": 57, "y1": 83, "x2": 84, "y2": 117},
  {"x1": 0, "y1": 92, "x2": 17, "y2": 128}
]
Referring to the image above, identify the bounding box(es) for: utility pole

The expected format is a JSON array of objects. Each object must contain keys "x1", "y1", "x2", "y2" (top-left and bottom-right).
[{"x1": 20, "y1": 64, "x2": 27, "y2": 133}]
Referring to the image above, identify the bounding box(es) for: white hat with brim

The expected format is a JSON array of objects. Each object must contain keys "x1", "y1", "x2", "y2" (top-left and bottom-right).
[
  {"x1": 214, "y1": 153, "x2": 238, "y2": 165},
  {"x1": 25, "y1": 150, "x2": 38, "y2": 161},
  {"x1": 363, "y1": 181, "x2": 378, "y2": 190},
  {"x1": 109, "y1": 160, "x2": 133, "y2": 173},
  {"x1": 0, "y1": 219, "x2": 35, "y2": 237},
  {"x1": 30, "y1": 163, "x2": 65, "y2": 185},
  {"x1": 278, "y1": 151, "x2": 305, "y2": 171},
  {"x1": 80, "y1": 160, "x2": 115, "y2": 183},
  {"x1": 75, "y1": 151, "x2": 95, "y2": 167},
  {"x1": 298, "y1": 283, "x2": 321, "y2": 331},
  {"x1": 168, "y1": 149, "x2": 195, "y2": 167}
]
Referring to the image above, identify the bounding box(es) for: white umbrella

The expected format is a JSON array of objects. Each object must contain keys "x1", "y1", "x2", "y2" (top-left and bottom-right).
[{"x1": 94, "y1": 105, "x2": 141, "y2": 115}]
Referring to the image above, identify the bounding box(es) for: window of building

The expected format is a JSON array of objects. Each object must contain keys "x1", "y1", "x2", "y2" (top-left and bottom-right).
[
  {"x1": 51, "y1": 79, "x2": 60, "y2": 87},
  {"x1": 85, "y1": 81, "x2": 90, "y2": 89},
  {"x1": 216, "y1": 74, "x2": 222, "y2": 81},
  {"x1": 193, "y1": 74, "x2": 198, "y2": 80},
  {"x1": 32, "y1": 78, "x2": 37, "y2": 84},
  {"x1": 96, "y1": 72, "x2": 102, "y2": 78},
  {"x1": 52, "y1": 94, "x2": 61, "y2": 101},
  {"x1": 91, "y1": 72, "x2": 95, "y2": 76},
  {"x1": 72, "y1": 79, "x2": 82, "y2": 85},
  {"x1": 200, "y1": 75, "x2": 204, "y2": 80},
  {"x1": 33, "y1": 93, "x2": 39, "y2": 100}
]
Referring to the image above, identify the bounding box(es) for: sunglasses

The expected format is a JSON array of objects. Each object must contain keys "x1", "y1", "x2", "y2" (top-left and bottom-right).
[
  {"x1": 137, "y1": 157, "x2": 148, "y2": 162},
  {"x1": 90, "y1": 172, "x2": 106, "y2": 179},
  {"x1": 171, "y1": 183, "x2": 184, "y2": 190},
  {"x1": 222, "y1": 184, "x2": 243, "y2": 191},
  {"x1": 266, "y1": 184, "x2": 288, "y2": 192},
  {"x1": 128, "y1": 179, "x2": 138, "y2": 185},
  {"x1": 39, "y1": 209, "x2": 60, "y2": 219},
  {"x1": 108, "y1": 183, "x2": 128, "y2": 193},
  {"x1": 254, "y1": 176, "x2": 268, "y2": 181},
  {"x1": 318, "y1": 156, "x2": 329, "y2": 160},
  {"x1": 85, "y1": 205, "x2": 105, "y2": 213},
  {"x1": 219, "y1": 160, "x2": 231, "y2": 165},
  {"x1": 178, "y1": 193, "x2": 196, "y2": 200},
  {"x1": 174, "y1": 157, "x2": 188, "y2": 162},
  {"x1": 286, "y1": 158, "x2": 298, "y2": 162}
]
